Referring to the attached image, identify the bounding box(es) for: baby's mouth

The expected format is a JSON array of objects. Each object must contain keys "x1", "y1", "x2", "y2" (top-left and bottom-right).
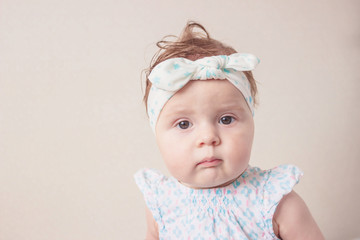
[{"x1": 196, "y1": 157, "x2": 223, "y2": 167}]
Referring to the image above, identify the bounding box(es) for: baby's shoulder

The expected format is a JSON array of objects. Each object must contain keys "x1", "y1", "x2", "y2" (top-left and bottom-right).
[
  {"x1": 134, "y1": 168, "x2": 168, "y2": 190},
  {"x1": 134, "y1": 168, "x2": 164, "y2": 183},
  {"x1": 241, "y1": 164, "x2": 303, "y2": 184},
  {"x1": 236, "y1": 165, "x2": 303, "y2": 207},
  {"x1": 134, "y1": 168, "x2": 179, "y2": 196}
]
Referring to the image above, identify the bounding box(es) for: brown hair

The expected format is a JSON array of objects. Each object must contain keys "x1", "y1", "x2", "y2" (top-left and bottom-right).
[{"x1": 143, "y1": 21, "x2": 258, "y2": 113}]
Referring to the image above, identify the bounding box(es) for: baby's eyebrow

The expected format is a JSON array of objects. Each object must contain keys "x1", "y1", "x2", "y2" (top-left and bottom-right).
[
  {"x1": 215, "y1": 102, "x2": 248, "y2": 111},
  {"x1": 163, "y1": 107, "x2": 193, "y2": 117}
]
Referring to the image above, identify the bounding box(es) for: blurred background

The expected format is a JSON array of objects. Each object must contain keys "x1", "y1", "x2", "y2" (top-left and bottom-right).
[{"x1": 0, "y1": 0, "x2": 359, "y2": 239}]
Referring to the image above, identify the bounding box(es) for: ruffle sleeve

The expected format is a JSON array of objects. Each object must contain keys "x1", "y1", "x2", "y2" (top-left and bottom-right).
[
  {"x1": 260, "y1": 164, "x2": 303, "y2": 235},
  {"x1": 134, "y1": 168, "x2": 165, "y2": 224}
]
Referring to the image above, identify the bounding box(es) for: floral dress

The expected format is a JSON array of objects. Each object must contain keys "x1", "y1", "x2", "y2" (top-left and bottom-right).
[{"x1": 134, "y1": 165, "x2": 302, "y2": 240}]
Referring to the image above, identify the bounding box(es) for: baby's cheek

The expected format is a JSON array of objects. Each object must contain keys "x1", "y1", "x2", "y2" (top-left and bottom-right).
[
  {"x1": 163, "y1": 154, "x2": 184, "y2": 172},
  {"x1": 166, "y1": 162, "x2": 188, "y2": 182},
  {"x1": 226, "y1": 141, "x2": 252, "y2": 163}
]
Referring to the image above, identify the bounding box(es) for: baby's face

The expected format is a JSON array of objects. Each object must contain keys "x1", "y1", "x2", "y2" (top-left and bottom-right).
[{"x1": 155, "y1": 80, "x2": 254, "y2": 189}]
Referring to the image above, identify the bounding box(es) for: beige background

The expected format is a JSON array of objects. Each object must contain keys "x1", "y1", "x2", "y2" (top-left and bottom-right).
[{"x1": 1, "y1": 0, "x2": 359, "y2": 239}]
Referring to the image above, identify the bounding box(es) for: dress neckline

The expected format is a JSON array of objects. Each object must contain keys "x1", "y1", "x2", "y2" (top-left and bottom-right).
[{"x1": 169, "y1": 165, "x2": 251, "y2": 196}]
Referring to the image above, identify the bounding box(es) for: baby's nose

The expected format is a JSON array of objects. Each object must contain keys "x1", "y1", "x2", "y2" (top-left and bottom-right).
[{"x1": 196, "y1": 125, "x2": 220, "y2": 147}]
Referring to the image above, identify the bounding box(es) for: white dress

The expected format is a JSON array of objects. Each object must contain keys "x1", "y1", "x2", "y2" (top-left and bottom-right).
[{"x1": 134, "y1": 165, "x2": 302, "y2": 240}]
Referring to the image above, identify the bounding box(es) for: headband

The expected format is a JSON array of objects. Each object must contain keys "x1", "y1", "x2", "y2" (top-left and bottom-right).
[{"x1": 147, "y1": 53, "x2": 260, "y2": 132}]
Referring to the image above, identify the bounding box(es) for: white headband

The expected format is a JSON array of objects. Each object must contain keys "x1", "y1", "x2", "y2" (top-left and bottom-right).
[{"x1": 147, "y1": 53, "x2": 260, "y2": 132}]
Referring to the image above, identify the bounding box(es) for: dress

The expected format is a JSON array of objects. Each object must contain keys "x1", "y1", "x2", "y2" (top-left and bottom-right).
[{"x1": 134, "y1": 165, "x2": 303, "y2": 240}]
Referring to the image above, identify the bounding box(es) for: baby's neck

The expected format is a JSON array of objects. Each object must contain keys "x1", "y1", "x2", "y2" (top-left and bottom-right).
[{"x1": 178, "y1": 171, "x2": 246, "y2": 190}]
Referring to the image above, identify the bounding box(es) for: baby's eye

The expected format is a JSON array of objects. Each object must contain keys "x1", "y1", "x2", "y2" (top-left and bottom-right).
[
  {"x1": 219, "y1": 116, "x2": 234, "y2": 125},
  {"x1": 177, "y1": 121, "x2": 191, "y2": 129}
]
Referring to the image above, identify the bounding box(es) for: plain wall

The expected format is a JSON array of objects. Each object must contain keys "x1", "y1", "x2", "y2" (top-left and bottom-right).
[{"x1": 1, "y1": 0, "x2": 359, "y2": 239}]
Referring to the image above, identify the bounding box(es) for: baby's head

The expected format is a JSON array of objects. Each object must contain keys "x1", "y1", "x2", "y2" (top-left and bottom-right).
[{"x1": 144, "y1": 22, "x2": 260, "y2": 189}]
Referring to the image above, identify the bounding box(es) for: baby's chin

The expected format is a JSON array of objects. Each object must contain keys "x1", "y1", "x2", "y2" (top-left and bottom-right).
[{"x1": 180, "y1": 175, "x2": 240, "y2": 189}]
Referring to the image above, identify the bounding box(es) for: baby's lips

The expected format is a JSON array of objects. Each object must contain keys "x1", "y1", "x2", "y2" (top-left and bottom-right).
[{"x1": 196, "y1": 157, "x2": 223, "y2": 167}]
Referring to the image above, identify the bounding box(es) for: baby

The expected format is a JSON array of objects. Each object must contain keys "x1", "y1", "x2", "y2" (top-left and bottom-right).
[{"x1": 135, "y1": 22, "x2": 324, "y2": 240}]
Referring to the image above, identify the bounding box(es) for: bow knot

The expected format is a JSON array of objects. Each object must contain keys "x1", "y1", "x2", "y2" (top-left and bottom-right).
[
  {"x1": 197, "y1": 55, "x2": 229, "y2": 69},
  {"x1": 149, "y1": 53, "x2": 259, "y2": 92}
]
